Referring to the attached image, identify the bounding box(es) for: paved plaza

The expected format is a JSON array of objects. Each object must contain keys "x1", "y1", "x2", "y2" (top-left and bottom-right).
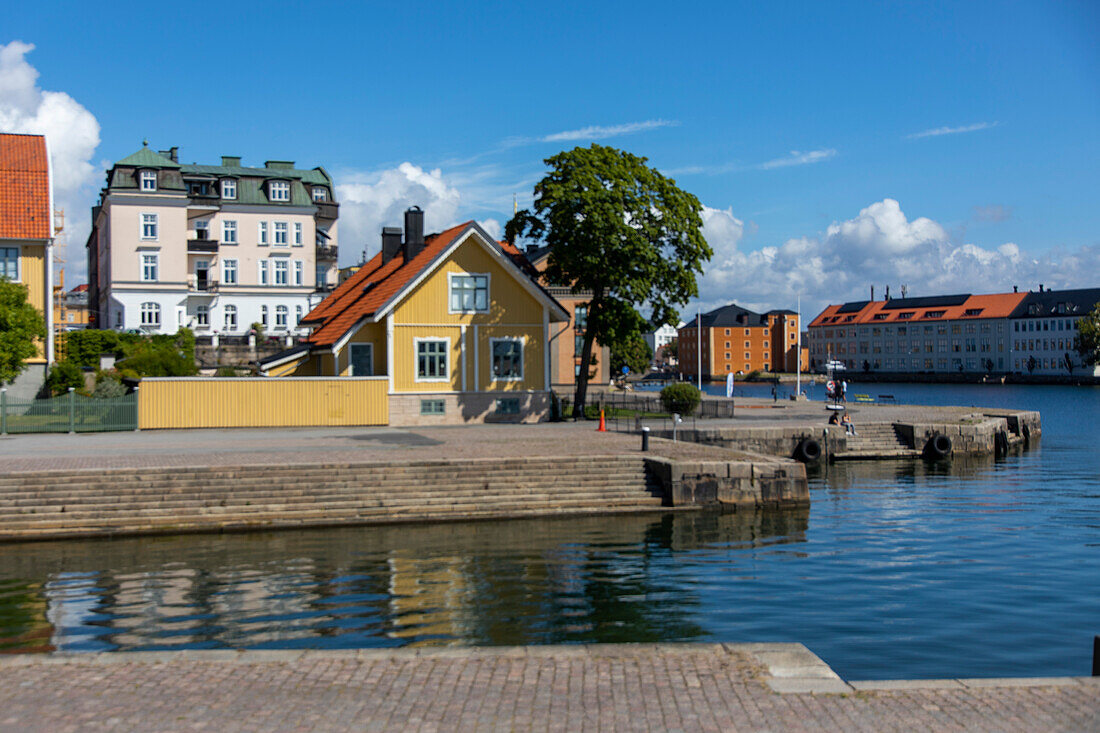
[
  {"x1": 0, "y1": 645, "x2": 1095, "y2": 732},
  {"x1": 0, "y1": 397, "x2": 987, "y2": 474}
]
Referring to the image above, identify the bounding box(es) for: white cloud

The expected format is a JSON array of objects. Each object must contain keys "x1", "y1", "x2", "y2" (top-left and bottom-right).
[
  {"x1": 335, "y1": 162, "x2": 462, "y2": 264},
  {"x1": 906, "y1": 121, "x2": 998, "y2": 139},
  {"x1": 758, "y1": 148, "x2": 837, "y2": 170},
  {"x1": 540, "y1": 119, "x2": 678, "y2": 143},
  {"x1": 693, "y1": 197, "x2": 1100, "y2": 319},
  {"x1": 0, "y1": 41, "x2": 101, "y2": 284},
  {"x1": 477, "y1": 218, "x2": 502, "y2": 240}
]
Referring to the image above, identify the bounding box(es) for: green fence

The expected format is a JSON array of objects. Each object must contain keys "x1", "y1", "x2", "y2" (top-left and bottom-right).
[{"x1": 0, "y1": 389, "x2": 138, "y2": 434}]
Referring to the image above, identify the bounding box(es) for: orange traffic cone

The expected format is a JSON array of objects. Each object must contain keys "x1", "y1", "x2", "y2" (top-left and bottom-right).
[{"x1": 597, "y1": 409, "x2": 607, "y2": 432}]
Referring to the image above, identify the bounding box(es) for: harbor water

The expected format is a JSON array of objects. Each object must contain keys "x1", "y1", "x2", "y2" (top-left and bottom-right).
[{"x1": 0, "y1": 383, "x2": 1097, "y2": 680}]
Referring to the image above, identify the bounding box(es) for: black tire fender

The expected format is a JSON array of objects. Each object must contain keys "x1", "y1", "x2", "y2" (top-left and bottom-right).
[
  {"x1": 924, "y1": 433, "x2": 952, "y2": 459},
  {"x1": 794, "y1": 438, "x2": 823, "y2": 464}
]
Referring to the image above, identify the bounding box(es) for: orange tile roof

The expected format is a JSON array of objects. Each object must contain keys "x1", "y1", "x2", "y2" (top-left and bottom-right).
[
  {"x1": 0, "y1": 133, "x2": 51, "y2": 241},
  {"x1": 303, "y1": 222, "x2": 475, "y2": 347},
  {"x1": 809, "y1": 292, "x2": 1028, "y2": 328},
  {"x1": 302, "y1": 223, "x2": 567, "y2": 349}
]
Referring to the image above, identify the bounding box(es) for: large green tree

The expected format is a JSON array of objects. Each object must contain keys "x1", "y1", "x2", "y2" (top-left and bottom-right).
[
  {"x1": 609, "y1": 333, "x2": 653, "y2": 377},
  {"x1": 1074, "y1": 303, "x2": 1100, "y2": 366},
  {"x1": 0, "y1": 279, "x2": 46, "y2": 385},
  {"x1": 507, "y1": 145, "x2": 711, "y2": 416}
]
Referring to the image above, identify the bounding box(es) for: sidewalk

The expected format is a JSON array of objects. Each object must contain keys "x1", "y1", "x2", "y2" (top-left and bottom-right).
[{"x1": 0, "y1": 644, "x2": 1095, "y2": 732}]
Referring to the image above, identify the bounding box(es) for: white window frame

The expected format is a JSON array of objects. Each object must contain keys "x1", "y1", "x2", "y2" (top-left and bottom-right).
[
  {"x1": 414, "y1": 337, "x2": 450, "y2": 383},
  {"x1": 260, "y1": 305, "x2": 269, "y2": 327},
  {"x1": 274, "y1": 221, "x2": 288, "y2": 246},
  {"x1": 258, "y1": 221, "x2": 269, "y2": 246},
  {"x1": 269, "y1": 180, "x2": 290, "y2": 202},
  {"x1": 222, "y1": 220, "x2": 238, "y2": 244},
  {"x1": 293, "y1": 222, "x2": 303, "y2": 246},
  {"x1": 0, "y1": 246, "x2": 19, "y2": 281},
  {"x1": 274, "y1": 259, "x2": 288, "y2": 285},
  {"x1": 141, "y1": 253, "x2": 159, "y2": 282},
  {"x1": 223, "y1": 304, "x2": 238, "y2": 331},
  {"x1": 140, "y1": 302, "x2": 161, "y2": 327},
  {"x1": 489, "y1": 336, "x2": 525, "y2": 382},
  {"x1": 222, "y1": 258, "x2": 238, "y2": 285},
  {"x1": 448, "y1": 272, "x2": 490, "y2": 314},
  {"x1": 140, "y1": 213, "x2": 158, "y2": 240},
  {"x1": 349, "y1": 343, "x2": 373, "y2": 376},
  {"x1": 220, "y1": 178, "x2": 237, "y2": 200},
  {"x1": 295, "y1": 304, "x2": 303, "y2": 326},
  {"x1": 293, "y1": 260, "x2": 303, "y2": 286},
  {"x1": 140, "y1": 170, "x2": 157, "y2": 191},
  {"x1": 312, "y1": 186, "x2": 327, "y2": 201},
  {"x1": 258, "y1": 260, "x2": 269, "y2": 285},
  {"x1": 195, "y1": 304, "x2": 209, "y2": 328},
  {"x1": 275, "y1": 305, "x2": 288, "y2": 329}
]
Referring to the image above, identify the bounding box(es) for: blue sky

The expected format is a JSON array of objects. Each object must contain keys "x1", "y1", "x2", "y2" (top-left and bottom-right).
[{"x1": 2, "y1": 1, "x2": 1097, "y2": 316}]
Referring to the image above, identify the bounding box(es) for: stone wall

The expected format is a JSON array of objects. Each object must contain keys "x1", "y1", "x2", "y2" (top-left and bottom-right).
[
  {"x1": 644, "y1": 457, "x2": 809, "y2": 509},
  {"x1": 647, "y1": 425, "x2": 845, "y2": 463},
  {"x1": 895, "y1": 410, "x2": 1040, "y2": 456},
  {"x1": 389, "y1": 392, "x2": 550, "y2": 426}
]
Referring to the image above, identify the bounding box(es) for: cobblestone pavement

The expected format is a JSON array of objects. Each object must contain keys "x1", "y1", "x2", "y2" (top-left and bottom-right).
[
  {"x1": 0, "y1": 645, "x2": 1095, "y2": 732},
  {"x1": 0, "y1": 398, "x2": 996, "y2": 474},
  {"x1": 0, "y1": 421, "x2": 743, "y2": 474}
]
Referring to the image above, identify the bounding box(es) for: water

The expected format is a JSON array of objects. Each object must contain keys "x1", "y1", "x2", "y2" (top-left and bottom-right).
[{"x1": 0, "y1": 383, "x2": 1097, "y2": 680}]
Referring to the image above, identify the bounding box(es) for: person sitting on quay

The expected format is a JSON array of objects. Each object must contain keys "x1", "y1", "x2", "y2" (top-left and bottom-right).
[
  {"x1": 841, "y1": 412, "x2": 857, "y2": 436},
  {"x1": 828, "y1": 411, "x2": 840, "y2": 426}
]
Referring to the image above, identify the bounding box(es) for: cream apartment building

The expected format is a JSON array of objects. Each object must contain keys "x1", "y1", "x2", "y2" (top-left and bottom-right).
[{"x1": 87, "y1": 144, "x2": 338, "y2": 335}]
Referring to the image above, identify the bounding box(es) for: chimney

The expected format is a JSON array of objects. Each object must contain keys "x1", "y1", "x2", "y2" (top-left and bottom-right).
[
  {"x1": 381, "y1": 227, "x2": 403, "y2": 264},
  {"x1": 264, "y1": 160, "x2": 295, "y2": 170},
  {"x1": 221, "y1": 156, "x2": 241, "y2": 167},
  {"x1": 871, "y1": 285, "x2": 875, "y2": 301},
  {"x1": 1039, "y1": 283, "x2": 1044, "y2": 292},
  {"x1": 1014, "y1": 285, "x2": 1018, "y2": 293},
  {"x1": 885, "y1": 285, "x2": 890, "y2": 300},
  {"x1": 403, "y1": 206, "x2": 425, "y2": 261}
]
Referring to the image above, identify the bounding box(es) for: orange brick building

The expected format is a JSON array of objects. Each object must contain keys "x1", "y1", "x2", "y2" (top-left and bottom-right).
[{"x1": 678, "y1": 303, "x2": 803, "y2": 381}]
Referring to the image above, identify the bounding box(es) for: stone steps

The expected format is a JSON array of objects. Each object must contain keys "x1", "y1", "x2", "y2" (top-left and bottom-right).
[
  {"x1": 0, "y1": 472, "x2": 650, "y2": 502},
  {"x1": 0, "y1": 456, "x2": 668, "y2": 539}
]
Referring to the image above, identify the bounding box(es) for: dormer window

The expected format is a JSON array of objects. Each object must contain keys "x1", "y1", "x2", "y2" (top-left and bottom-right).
[
  {"x1": 269, "y1": 180, "x2": 290, "y2": 202},
  {"x1": 140, "y1": 170, "x2": 157, "y2": 191},
  {"x1": 312, "y1": 186, "x2": 327, "y2": 202},
  {"x1": 221, "y1": 179, "x2": 237, "y2": 200}
]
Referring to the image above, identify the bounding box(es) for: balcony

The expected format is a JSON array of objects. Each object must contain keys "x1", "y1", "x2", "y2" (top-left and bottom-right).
[
  {"x1": 316, "y1": 244, "x2": 338, "y2": 260},
  {"x1": 187, "y1": 238, "x2": 219, "y2": 254},
  {"x1": 314, "y1": 201, "x2": 339, "y2": 220},
  {"x1": 187, "y1": 274, "x2": 219, "y2": 294}
]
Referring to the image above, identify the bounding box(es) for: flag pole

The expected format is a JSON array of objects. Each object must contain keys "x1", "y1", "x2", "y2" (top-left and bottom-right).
[{"x1": 796, "y1": 295, "x2": 802, "y2": 398}]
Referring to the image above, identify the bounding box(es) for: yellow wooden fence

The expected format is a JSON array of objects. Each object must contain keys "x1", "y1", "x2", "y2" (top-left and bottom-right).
[{"x1": 138, "y1": 378, "x2": 389, "y2": 429}]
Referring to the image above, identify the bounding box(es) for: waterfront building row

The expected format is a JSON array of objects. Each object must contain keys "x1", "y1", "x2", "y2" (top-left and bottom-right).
[
  {"x1": 807, "y1": 288, "x2": 1100, "y2": 377},
  {"x1": 85, "y1": 144, "x2": 339, "y2": 336}
]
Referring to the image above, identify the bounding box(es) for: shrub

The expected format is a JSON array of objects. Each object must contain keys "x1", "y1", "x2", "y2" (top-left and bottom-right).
[
  {"x1": 91, "y1": 371, "x2": 128, "y2": 398},
  {"x1": 215, "y1": 366, "x2": 243, "y2": 377},
  {"x1": 744, "y1": 369, "x2": 762, "y2": 381},
  {"x1": 45, "y1": 360, "x2": 85, "y2": 395},
  {"x1": 660, "y1": 382, "x2": 701, "y2": 415}
]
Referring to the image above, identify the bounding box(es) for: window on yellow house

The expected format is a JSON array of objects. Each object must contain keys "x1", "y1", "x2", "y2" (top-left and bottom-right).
[
  {"x1": 416, "y1": 338, "x2": 449, "y2": 381},
  {"x1": 449, "y1": 273, "x2": 489, "y2": 312},
  {"x1": 491, "y1": 337, "x2": 524, "y2": 380}
]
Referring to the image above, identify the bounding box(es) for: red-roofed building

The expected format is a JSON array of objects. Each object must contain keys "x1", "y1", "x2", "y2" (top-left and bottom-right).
[
  {"x1": 0, "y1": 132, "x2": 55, "y2": 368},
  {"x1": 260, "y1": 207, "x2": 570, "y2": 424},
  {"x1": 807, "y1": 291, "x2": 1027, "y2": 374}
]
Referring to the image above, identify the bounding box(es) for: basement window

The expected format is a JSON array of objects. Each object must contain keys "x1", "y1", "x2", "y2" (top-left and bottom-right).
[
  {"x1": 495, "y1": 398, "x2": 520, "y2": 415},
  {"x1": 420, "y1": 399, "x2": 446, "y2": 416}
]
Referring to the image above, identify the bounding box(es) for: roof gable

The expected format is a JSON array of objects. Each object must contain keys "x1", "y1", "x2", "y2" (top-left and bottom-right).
[
  {"x1": 302, "y1": 221, "x2": 567, "y2": 348},
  {"x1": 116, "y1": 146, "x2": 181, "y2": 169}
]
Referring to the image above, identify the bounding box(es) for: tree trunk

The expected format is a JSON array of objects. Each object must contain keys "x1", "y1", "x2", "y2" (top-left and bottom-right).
[{"x1": 572, "y1": 298, "x2": 600, "y2": 419}]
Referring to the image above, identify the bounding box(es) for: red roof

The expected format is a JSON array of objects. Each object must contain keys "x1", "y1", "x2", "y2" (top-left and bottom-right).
[
  {"x1": 301, "y1": 222, "x2": 472, "y2": 347},
  {"x1": 0, "y1": 133, "x2": 51, "y2": 241},
  {"x1": 808, "y1": 292, "x2": 1027, "y2": 328}
]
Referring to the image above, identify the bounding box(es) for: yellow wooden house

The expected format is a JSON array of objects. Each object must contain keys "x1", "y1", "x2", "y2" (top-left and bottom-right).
[{"x1": 260, "y1": 208, "x2": 569, "y2": 424}]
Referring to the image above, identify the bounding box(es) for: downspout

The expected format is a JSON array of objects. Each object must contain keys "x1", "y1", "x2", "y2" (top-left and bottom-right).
[{"x1": 44, "y1": 137, "x2": 56, "y2": 365}]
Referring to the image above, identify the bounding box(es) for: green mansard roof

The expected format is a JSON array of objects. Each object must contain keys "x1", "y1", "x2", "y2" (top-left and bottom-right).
[{"x1": 115, "y1": 146, "x2": 181, "y2": 169}]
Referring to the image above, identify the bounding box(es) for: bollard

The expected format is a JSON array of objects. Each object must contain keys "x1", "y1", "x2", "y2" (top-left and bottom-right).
[
  {"x1": 1094, "y1": 635, "x2": 1099, "y2": 676},
  {"x1": 641, "y1": 426, "x2": 650, "y2": 452}
]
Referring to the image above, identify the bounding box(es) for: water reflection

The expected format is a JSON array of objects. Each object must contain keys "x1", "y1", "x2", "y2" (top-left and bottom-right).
[{"x1": 0, "y1": 509, "x2": 807, "y2": 653}]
